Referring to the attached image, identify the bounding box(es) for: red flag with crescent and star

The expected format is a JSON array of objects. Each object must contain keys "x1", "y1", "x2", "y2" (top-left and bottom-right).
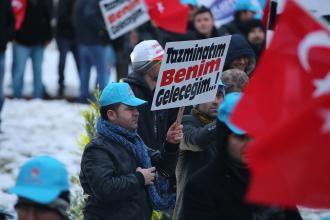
[{"x1": 230, "y1": 0, "x2": 330, "y2": 208}]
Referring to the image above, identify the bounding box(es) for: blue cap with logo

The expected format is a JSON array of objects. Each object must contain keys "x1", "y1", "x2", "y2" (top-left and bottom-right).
[
  {"x1": 99, "y1": 82, "x2": 147, "y2": 107},
  {"x1": 217, "y1": 92, "x2": 246, "y2": 135},
  {"x1": 9, "y1": 156, "x2": 69, "y2": 204}
]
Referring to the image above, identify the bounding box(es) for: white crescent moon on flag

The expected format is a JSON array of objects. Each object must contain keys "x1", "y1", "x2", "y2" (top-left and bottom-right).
[{"x1": 298, "y1": 30, "x2": 330, "y2": 71}]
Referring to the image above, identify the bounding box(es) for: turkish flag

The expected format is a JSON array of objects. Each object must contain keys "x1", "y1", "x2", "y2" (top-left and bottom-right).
[
  {"x1": 261, "y1": 0, "x2": 270, "y2": 29},
  {"x1": 246, "y1": 94, "x2": 330, "y2": 208},
  {"x1": 231, "y1": 0, "x2": 330, "y2": 137},
  {"x1": 145, "y1": 0, "x2": 189, "y2": 34},
  {"x1": 11, "y1": 0, "x2": 27, "y2": 30},
  {"x1": 230, "y1": 0, "x2": 330, "y2": 208}
]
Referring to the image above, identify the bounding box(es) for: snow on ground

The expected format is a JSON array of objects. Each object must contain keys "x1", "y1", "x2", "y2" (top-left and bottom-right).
[
  {"x1": 0, "y1": 42, "x2": 92, "y2": 215},
  {"x1": 0, "y1": 99, "x2": 87, "y2": 210},
  {"x1": 0, "y1": 43, "x2": 329, "y2": 219}
]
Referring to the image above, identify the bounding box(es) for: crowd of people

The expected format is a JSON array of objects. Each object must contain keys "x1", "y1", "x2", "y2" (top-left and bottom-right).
[
  {"x1": 1, "y1": 0, "x2": 309, "y2": 219},
  {"x1": 0, "y1": 0, "x2": 266, "y2": 129}
]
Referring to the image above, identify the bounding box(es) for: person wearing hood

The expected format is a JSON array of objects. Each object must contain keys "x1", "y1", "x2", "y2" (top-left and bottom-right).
[
  {"x1": 224, "y1": 34, "x2": 256, "y2": 76},
  {"x1": 180, "y1": 92, "x2": 303, "y2": 220},
  {"x1": 193, "y1": 6, "x2": 220, "y2": 39},
  {"x1": 243, "y1": 19, "x2": 266, "y2": 61},
  {"x1": 123, "y1": 40, "x2": 169, "y2": 151},
  {"x1": 218, "y1": 0, "x2": 257, "y2": 36}
]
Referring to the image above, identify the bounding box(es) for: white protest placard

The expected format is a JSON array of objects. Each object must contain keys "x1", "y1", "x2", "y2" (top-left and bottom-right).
[
  {"x1": 151, "y1": 36, "x2": 231, "y2": 110},
  {"x1": 99, "y1": 0, "x2": 150, "y2": 40}
]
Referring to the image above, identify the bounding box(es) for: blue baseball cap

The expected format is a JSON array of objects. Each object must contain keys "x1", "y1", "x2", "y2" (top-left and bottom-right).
[
  {"x1": 235, "y1": 0, "x2": 258, "y2": 13},
  {"x1": 9, "y1": 156, "x2": 69, "y2": 204},
  {"x1": 217, "y1": 92, "x2": 246, "y2": 135},
  {"x1": 99, "y1": 82, "x2": 147, "y2": 107}
]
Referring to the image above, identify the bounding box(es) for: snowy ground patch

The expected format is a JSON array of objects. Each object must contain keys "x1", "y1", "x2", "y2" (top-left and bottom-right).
[{"x1": 0, "y1": 99, "x2": 87, "y2": 210}]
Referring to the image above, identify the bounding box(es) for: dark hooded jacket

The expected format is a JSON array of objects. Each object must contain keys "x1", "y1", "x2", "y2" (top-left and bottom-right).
[
  {"x1": 181, "y1": 121, "x2": 303, "y2": 220},
  {"x1": 224, "y1": 34, "x2": 256, "y2": 75},
  {"x1": 123, "y1": 72, "x2": 169, "y2": 151},
  {"x1": 0, "y1": 0, "x2": 15, "y2": 52},
  {"x1": 193, "y1": 26, "x2": 220, "y2": 40},
  {"x1": 14, "y1": 0, "x2": 53, "y2": 46},
  {"x1": 55, "y1": 0, "x2": 76, "y2": 39},
  {"x1": 243, "y1": 19, "x2": 266, "y2": 61}
]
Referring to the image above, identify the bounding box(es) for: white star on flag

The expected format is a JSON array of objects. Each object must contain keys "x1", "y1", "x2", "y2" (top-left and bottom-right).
[
  {"x1": 157, "y1": 2, "x2": 164, "y2": 13},
  {"x1": 319, "y1": 109, "x2": 330, "y2": 134},
  {"x1": 313, "y1": 72, "x2": 330, "y2": 97}
]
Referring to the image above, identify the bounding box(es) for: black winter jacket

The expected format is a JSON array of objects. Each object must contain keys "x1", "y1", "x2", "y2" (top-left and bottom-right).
[
  {"x1": 181, "y1": 121, "x2": 303, "y2": 220},
  {"x1": 80, "y1": 133, "x2": 178, "y2": 220},
  {"x1": 15, "y1": 0, "x2": 53, "y2": 46},
  {"x1": 123, "y1": 73, "x2": 169, "y2": 151},
  {"x1": 218, "y1": 16, "x2": 249, "y2": 37},
  {"x1": 193, "y1": 26, "x2": 220, "y2": 40},
  {"x1": 55, "y1": 0, "x2": 75, "y2": 39},
  {"x1": 73, "y1": 0, "x2": 110, "y2": 45},
  {"x1": 0, "y1": 0, "x2": 15, "y2": 52}
]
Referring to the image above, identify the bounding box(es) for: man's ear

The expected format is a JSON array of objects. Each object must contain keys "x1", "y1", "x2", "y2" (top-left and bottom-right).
[{"x1": 106, "y1": 110, "x2": 117, "y2": 121}]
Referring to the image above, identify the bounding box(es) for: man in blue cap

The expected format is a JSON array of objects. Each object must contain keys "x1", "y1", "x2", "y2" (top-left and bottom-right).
[
  {"x1": 80, "y1": 82, "x2": 183, "y2": 219},
  {"x1": 181, "y1": 92, "x2": 302, "y2": 220},
  {"x1": 10, "y1": 156, "x2": 70, "y2": 220}
]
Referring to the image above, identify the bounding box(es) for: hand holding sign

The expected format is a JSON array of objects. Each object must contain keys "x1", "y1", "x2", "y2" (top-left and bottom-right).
[{"x1": 166, "y1": 122, "x2": 183, "y2": 144}]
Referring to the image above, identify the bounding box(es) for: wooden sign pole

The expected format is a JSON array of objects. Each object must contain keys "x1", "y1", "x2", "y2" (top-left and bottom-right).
[{"x1": 176, "y1": 106, "x2": 185, "y2": 125}]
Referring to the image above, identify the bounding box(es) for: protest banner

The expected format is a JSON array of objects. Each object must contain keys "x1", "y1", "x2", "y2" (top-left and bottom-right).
[
  {"x1": 99, "y1": 0, "x2": 150, "y2": 39},
  {"x1": 151, "y1": 36, "x2": 231, "y2": 111}
]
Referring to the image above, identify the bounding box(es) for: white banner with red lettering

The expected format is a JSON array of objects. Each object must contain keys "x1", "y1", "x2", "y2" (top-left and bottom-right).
[
  {"x1": 151, "y1": 36, "x2": 231, "y2": 110},
  {"x1": 99, "y1": 0, "x2": 150, "y2": 39}
]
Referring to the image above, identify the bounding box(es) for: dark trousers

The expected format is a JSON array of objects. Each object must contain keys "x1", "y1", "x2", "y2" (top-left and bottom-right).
[{"x1": 56, "y1": 37, "x2": 79, "y2": 86}]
